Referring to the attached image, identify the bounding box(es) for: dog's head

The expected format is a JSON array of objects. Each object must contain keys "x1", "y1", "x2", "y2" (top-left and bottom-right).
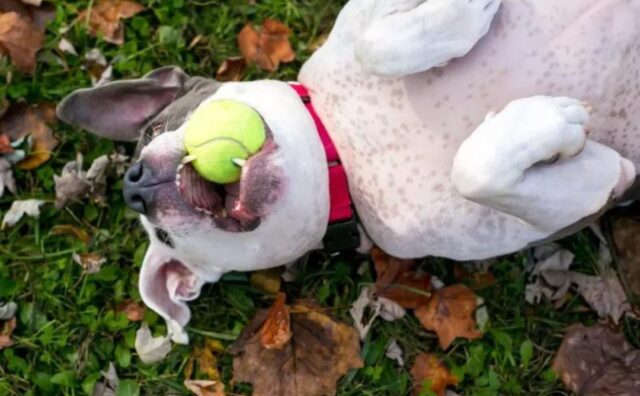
[{"x1": 57, "y1": 67, "x2": 329, "y2": 341}]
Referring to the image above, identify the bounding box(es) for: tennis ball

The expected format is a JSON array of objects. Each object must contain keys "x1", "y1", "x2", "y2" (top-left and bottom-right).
[{"x1": 184, "y1": 100, "x2": 266, "y2": 184}]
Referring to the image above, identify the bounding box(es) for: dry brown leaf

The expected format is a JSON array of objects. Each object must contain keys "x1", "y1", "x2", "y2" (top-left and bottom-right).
[
  {"x1": 0, "y1": 102, "x2": 58, "y2": 170},
  {"x1": 415, "y1": 284, "x2": 483, "y2": 349},
  {"x1": 553, "y1": 323, "x2": 640, "y2": 395},
  {"x1": 611, "y1": 216, "x2": 640, "y2": 300},
  {"x1": 216, "y1": 57, "x2": 247, "y2": 82},
  {"x1": 259, "y1": 292, "x2": 291, "y2": 350},
  {"x1": 410, "y1": 353, "x2": 459, "y2": 396},
  {"x1": 50, "y1": 224, "x2": 92, "y2": 245},
  {"x1": 73, "y1": 252, "x2": 106, "y2": 274},
  {"x1": 0, "y1": 134, "x2": 12, "y2": 154},
  {"x1": 238, "y1": 19, "x2": 295, "y2": 72},
  {"x1": 0, "y1": 317, "x2": 16, "y2": 350},
  {"x1": 184, "y1": 339, "x2": 224, "y2": 382},
  {"x1": 230, "y1": 300, "x2": 363, "y2": 396},
  {"x1": 184, "y1": 380, "x2": 225, "y2": 396},
  {"x1": 77, "y1": 0, "x2": 144, "y2": 45},
  {"x1": 117, "y1": 300, "x2": 145, "y2": 322},
  {"x1": 373, "y1": 247, "x2": 431, "y2": 309},
  {"x1": 454, "y1": 264, "x2": 497, "y2": 290},
  {"x1": 0, "y1": 12, "x2": 43, "y2": 73}
]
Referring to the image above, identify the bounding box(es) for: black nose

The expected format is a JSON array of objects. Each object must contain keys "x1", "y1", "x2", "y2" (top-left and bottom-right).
[{"x1": 123, "y1": 161, "x2": 155, "y2": 215}]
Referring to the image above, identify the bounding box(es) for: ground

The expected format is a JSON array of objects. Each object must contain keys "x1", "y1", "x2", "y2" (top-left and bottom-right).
[{"x1": 0, "y1": 1, "x2": 639, "y2": 395}]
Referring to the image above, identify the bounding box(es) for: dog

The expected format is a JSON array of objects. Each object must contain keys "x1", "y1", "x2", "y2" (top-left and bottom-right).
[{"x1": 57, "y1": 0, "x2": 640, "y2": 342}]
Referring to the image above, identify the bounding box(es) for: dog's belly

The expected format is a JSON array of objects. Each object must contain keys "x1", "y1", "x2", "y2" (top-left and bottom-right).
[{"x1": 300, "y1": 0, "x2": 640, "y2": 259}]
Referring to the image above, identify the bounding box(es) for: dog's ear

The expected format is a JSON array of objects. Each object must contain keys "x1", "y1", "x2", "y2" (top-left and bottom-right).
[
  {"x1": 139, "y1": 244, "x2": 204, "y2": 344},
  {"x1": 56, "y1": 66, "x2": 188, "y2": 141}
]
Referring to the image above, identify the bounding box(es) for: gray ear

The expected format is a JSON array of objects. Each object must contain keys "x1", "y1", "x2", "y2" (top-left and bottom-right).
[{"x1": 56, "y1": 66, "x2": 189, "y2": 141}]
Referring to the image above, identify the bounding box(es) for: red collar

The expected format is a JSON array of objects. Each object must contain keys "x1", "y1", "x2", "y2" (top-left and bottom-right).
[{"x1": 289, "y1": 83, "x2": 354, "y2": 224}]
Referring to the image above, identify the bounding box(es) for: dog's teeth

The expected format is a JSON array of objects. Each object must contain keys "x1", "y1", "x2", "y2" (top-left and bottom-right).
[
  {"x1": 222, "y1": 209, "x2": 228, "y2": 218},
  {"x1": 232, "y1": 158, "x2": 246, "y2": 167},
  {"x1": 181, "y1": 155, "x2": 196, "y2": 164}
]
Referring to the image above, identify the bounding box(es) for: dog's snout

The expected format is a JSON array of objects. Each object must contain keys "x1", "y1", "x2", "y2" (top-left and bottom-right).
[
  {"x1": 123, "y1": 161, "x2": 168, "y2": 215},
  {"x1": 126, "y1": 161, "x2": 144, "y2": 184}
]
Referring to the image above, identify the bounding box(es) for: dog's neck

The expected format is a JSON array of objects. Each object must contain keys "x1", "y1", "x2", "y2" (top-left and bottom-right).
[{"x1": 289, "y1": 83, "x2": 361, "y2": 252}]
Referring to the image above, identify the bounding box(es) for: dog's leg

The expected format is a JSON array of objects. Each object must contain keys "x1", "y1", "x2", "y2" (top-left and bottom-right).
[
  {"x1": 451, "y1": 96, "x2": 637, "y2": 234},
  {"x1": 355, "y1": 0, "x2": 501, "y2": 77}
]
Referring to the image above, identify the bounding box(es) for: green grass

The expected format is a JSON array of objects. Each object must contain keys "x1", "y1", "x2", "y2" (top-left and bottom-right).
[{"x1": 1, "y1": 1, "x2": 638, "y2": 395}]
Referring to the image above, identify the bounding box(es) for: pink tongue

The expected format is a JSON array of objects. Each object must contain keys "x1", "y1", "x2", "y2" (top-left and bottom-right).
[
  {"x1": 225, "y1": 183, "x2": 259, "y2": 226},
  {"x1": 179, "y1": 164, "x2": 222, "y2": 214}
]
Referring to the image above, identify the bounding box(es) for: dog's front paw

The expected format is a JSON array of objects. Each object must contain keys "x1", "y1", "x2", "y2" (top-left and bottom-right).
[
  {"x1": 489, "y1": 96, "x2": 590, "y2": 166},
  {"x1": 452, "y1": 96, "x2": 591, "y2": 199},
  {"x1": 355, "y1": 0, "x2": 501, "y2": 76}
]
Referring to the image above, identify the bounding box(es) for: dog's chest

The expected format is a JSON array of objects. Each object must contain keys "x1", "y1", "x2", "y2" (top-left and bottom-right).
[{"x1": 299, "y1": 0, "x2": 640, "y2": 258}]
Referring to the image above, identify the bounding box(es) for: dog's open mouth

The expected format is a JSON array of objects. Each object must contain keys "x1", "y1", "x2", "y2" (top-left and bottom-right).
[{"x1": 176, "y1": 137, "x2": 277, "y2": 232}]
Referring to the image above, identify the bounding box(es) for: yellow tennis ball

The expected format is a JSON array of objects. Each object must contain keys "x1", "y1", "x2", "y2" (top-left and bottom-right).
[{"x1": 184, "y1": 100, "x2": 266, "y2": 184}]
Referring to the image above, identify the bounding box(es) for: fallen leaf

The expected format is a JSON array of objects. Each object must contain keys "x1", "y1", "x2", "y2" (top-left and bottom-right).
[
  {"x1": 0, "y1": 158, "x2": 16, "y2": 197},
  {"x1": 572, "y1": 272, "x2": 632, "y2": 324},
  {"x1": 611, "y1": 215, "x2": 640, "y2": 298},
  {"x1": 73, "y1": 253, "x2": 106, "y2": 274},
  {"x1": 77, "y1": 0, "x2": 145, "y2": 45},
  {"x1": 0, "y1": 317, "x2": 16, "y2": 349},
  {"x1": 184, "y1": 339, "x2": 224, "y2": 381},
  {"x1": 259, "y1": 293, "x2": 291, "y2": 350},
  {"x1": 415, "y1": 284, "x2": 483, "y2": 349},
  {"x1": 0, "y1": 102, "x2": 58, "y2": 170},
  {"x1": 238, "y1": 19, "x2": 295, "y2": 72},
  {"x1": 58, "y1": 37, "x2": 77, "y2": 55},
  {"x1": 230, "y1": 299, "x2": 363, "y2": 396},
  {"x1": 553, "y1": 323, "x2": 640, "y2": 395},
  {"x1": 373, "y1": 247, "x2": 431, "y2": 309},
  {"x1": 454, "y1": 264, "x2": 497, "y2": 290},
  {"x1": 135, "y1": 323, "x2": 172, "y2": 364},
  {"x1": 184, "y1": 380, "x2": 225, "y2": 396},
  {"x1": 50, "y1": 224, "x2": 92, "y2": 245},
  {"x1": 2, "y1": 199, "x2": 44, "y2": 228},
  {"x1": 216, "y1": 57, "x2": 247, "y2": 82},
  {"x1": 117, "y1": 300, "x2": 145, "y2": 322},
  {"x1": 410, "y1": 353, "x2": 459, "y2": 396},
  {"x1": 54, "y1": 153, "x2": 113, "y2": 208},
  {"x1": 349, "y1": 286, "x2": 406, "y2": 340},
  {"x1": 385, "y1": 339, "x2": 404, "y2": 367},
  {"x1": 0, "y1": 301, "x2": 17, "y2": 320},
  {"x1": 250, "y1": 267, "x2": 282, "y2": 295},
  {"x1": 0, "y1": 134, "x2": 12, "y2": 154},
  {"x1": 525, "y1": 247, "x2": 575, "y2": 304},
  {"x1": 92, "y1": 362, "x2": 119, "y2": 396},
  {"x1": 0, "y1": 12, "x2": 43, "y2": 73}
]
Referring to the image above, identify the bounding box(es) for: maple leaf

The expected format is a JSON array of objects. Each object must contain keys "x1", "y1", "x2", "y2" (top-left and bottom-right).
[
  {"x1": 0, "y1": 102, "x2": 58, "y2": 170},
  {"x1": 373, "y1": 247, "x2": 431, "y2": 309},
  {"x1": 415, "y1": 284, "x2": 483, "y2": 349},
  {"x1": 259, "y1": 292, "x2": 291, "y2": 349},
  {"x1": 410, "y1": 353, "x2": 459, "y2": 396},
  {"x1": 77, "y1": 0, "x2": 145, "y2": 45},
  {"x1": 553, "y1": 323, "x2": 640, "y2": 395},
  {"x1": 238, "y1": 19, "x2": 295, "y2": 72},
  {"x1": 230, "y1": 299, "x2": 363, "y2": 396}
]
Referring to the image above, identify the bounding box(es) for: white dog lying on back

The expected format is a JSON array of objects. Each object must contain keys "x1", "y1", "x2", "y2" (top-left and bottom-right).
[{"x1": 57, "y1": 0, "x2": 640, "y2": 341}]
